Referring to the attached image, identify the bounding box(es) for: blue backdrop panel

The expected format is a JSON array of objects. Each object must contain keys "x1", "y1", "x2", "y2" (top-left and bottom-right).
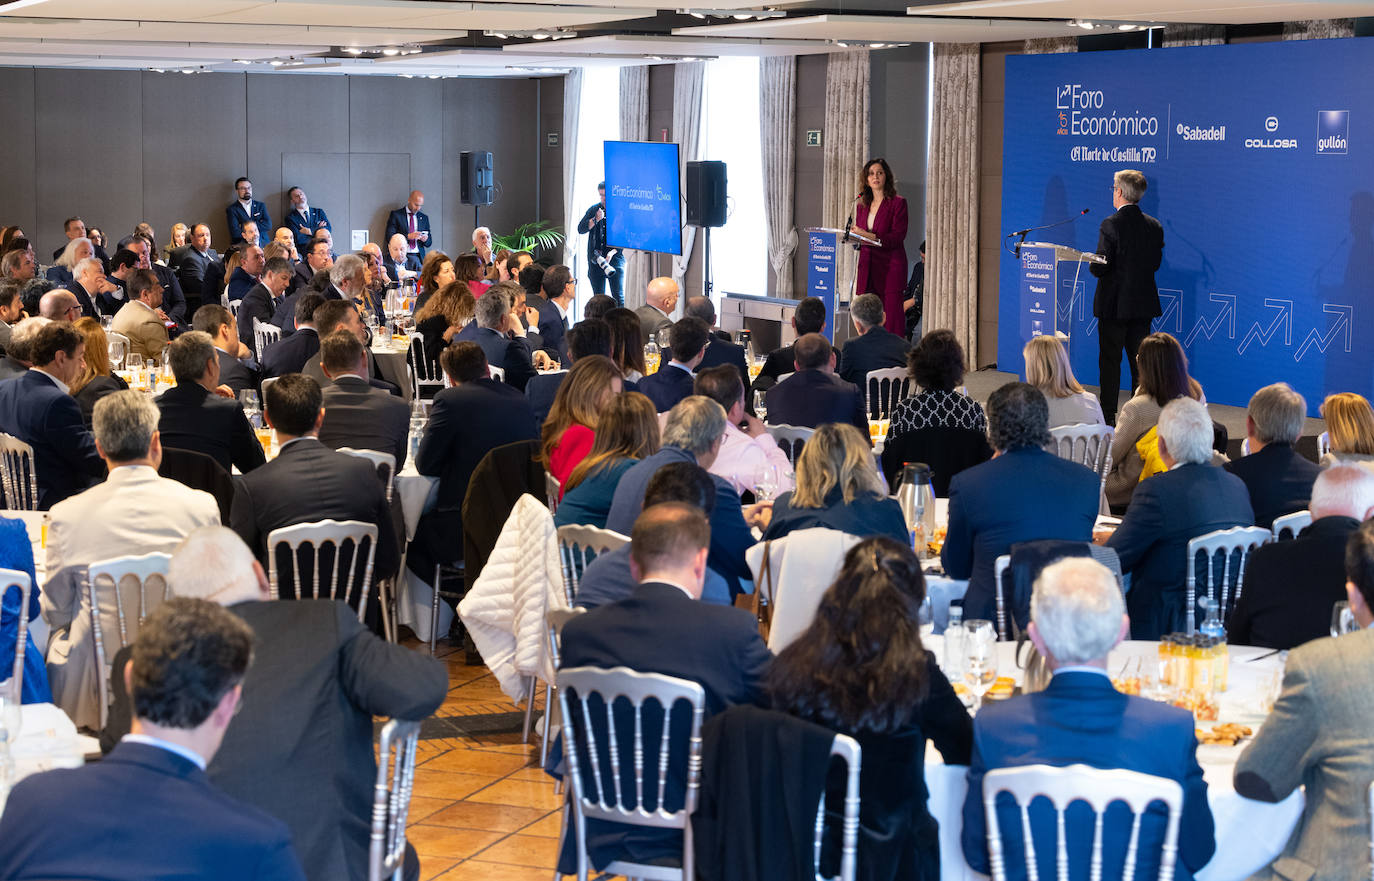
[{"x1": 998, "y1": 38, "x2": 1374, "y2": 414}]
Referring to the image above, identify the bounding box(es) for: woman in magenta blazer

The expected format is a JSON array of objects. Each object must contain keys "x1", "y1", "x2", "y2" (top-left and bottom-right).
[{"x1": 854, "y1": 158, "x2": 910, "y2": 335}]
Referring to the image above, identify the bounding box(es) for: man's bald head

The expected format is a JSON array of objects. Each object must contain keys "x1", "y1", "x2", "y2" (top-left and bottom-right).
[
  {"x1": 407, "y1": 190, "x2": 425, "y2": 212},
  {"x1": 39, "y1": 289, "x2": 80, "y2": 321},
  {"x1": 646, "y1": 277, "x2": 679, "y2": 312},
  {"x1": 387, "y1": 234, "x2": 408, "y2": 260}
]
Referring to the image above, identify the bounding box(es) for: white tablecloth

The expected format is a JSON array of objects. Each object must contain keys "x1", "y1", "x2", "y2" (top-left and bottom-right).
[
  {"x1": 923, "y1": 638, "x2": 1303, "y2": 881},
  {"x1": 370, "y1": 341, "x2": 413, "y2": 403},
  {"x1": 391, "y1": 464, "x2": 443, "y2": 642}
]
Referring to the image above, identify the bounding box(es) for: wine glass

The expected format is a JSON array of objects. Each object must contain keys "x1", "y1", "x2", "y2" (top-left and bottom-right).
[
  {"x1": 962, "y1": 619, "x2": 998, "y2": 712},
  {"x1": 753, "y1": 390, "x2": 768, "y2": 422},
  {"x1": 656, "y1": 327, "x2": 672, "y2": 351},
  {"x1": 107, "y1": 337, "x2": 126, "y2": 371},
  {"x1": 0, "y1": 677, "x2": 21, "y2": 745},
  {"x1": 1331, "y1": 600, "x2": 1357, "y2": 637},
  {"x1": 126, "y1": 353, "x2": 143, "y2": 373},
  {"x1": 917, "y1": 595, "x2": 935, "y2": 642},
  {"x1": 752, "y1": 463, "x2": 778, "y2": 502},
  {"x1": 239, "y1": 388, "x2": 260, "y2": 412}
]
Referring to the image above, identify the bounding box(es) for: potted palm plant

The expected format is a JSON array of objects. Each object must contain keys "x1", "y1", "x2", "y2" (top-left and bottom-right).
[{"x1": 491, "y1": 221, "x2": 565, "y2": 260}]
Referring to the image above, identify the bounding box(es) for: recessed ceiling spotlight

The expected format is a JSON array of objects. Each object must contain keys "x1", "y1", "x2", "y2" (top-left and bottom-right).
[
  {"x1": 382, "y1": 47, "x2": 400, "y2": 56},
  {"x1": 345, "y1": 47, "x2": 364, "y2": 55}
]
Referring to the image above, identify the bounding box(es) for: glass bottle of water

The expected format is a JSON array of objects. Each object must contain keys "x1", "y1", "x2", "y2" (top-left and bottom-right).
[
  {"x1": 407, "y1": 400, "x2": 427, "y2": 466},
  {"x1": 945, "y1": 602, "x2": 965, "y2": 678}
]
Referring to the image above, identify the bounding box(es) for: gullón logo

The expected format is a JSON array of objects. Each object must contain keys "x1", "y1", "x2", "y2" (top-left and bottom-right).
[{"x1": 1317, "y1": 110, "x2": 1349, "y2": 155}]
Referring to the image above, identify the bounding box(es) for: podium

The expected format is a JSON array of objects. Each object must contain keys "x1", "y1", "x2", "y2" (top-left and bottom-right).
[
  {"x1": 1016, "y1": 242, "x2": 1106, "y2": 345},
  {"x1": 806, "y1": 225, "x2": 883, "y2": 343}
]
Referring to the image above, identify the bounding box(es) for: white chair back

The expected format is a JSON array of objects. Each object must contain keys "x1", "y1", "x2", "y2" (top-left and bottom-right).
[
  {"x1": 252, "y1": 316, "x2": 281, "y2": 362},
  {"x1": 225, "y1": 295, "x2": 240, "y2": 318},
  {"x1": 1, "y1": 567, "x2": 32, "y2": 696},
  {"x1": 864, "y1": 366, "x2": 912, "y2": 422},
  {"x1": 557, "y1": 665, "x2": 706, "y2": 881},
  {"x1": 488, "y1": 364, "x2": 506, "y2": 383},
  {"x1": 1186, "y1": 525, "x2": 1272, "y2": 633},
  {"x1": 87, "y1": 552, "x2": 173, "y2": 727},
  {"x1": 545, "y1": 472, "x2": 561, "y2": 514},
  {"x1": 368, "y1": 718, "x2": 421, "y2": 881},
  {"x1": 816, "y1": 733, "x2": 862, "y2": 881},
  {"x1": 0, "y1": 433, "x2": 38, "y2": 511},
  {"x1": 1272, "y1": 510, "x2": 1312, "y2": 542},
  {"x1": 339, "y1": 448, "x2": 397, "y2": 503},
  {"x1": 260, "y1": 375, "x2": 278, "y2": 396},
  {"x1": 982, "y1": 763, "x2": 1184, "y2": 881},
  {"x1": 775, "y1": 371, "x2": 794, "y2": 385},
  {"x1": 556, "y1": 524, "x2": 630, "y2": 604},
  {"x1": 1318, "y1": 430, "x2": 1331, "y2": 458},
  {"x1": 267, "y1": 519, "x2": 379, "y2": 622},
  {"x1": 1049, "y1": 423, "x2": 1114, "y2": 510},
  {"x1": 406, "y1": 336, "x2": 444, "y2": 399},
  {"x1": 766, "y1": 423, "x2": 814, "y2": 467}
]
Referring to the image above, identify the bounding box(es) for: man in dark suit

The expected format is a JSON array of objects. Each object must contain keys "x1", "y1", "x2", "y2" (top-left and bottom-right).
[
  {"x1": 230, "y1": 373, "x2": 400, "y2": 598},
  {"x1": 193, "y1": 304, "x2": 259, "y2": 396},
  {"x1": 261, "y1": 292, "x2": 325, "y2": 378},
  {"x1": 764, "y1": 333, "x2": 867, "y2": 434},
  {"x1": 226, "y1": 176, "x2": 272, "y2": 245},
  {"x1": 1107, "y1": 396, "x2": 1254, "y2": 639},
  {"x1": 385, "y1": 190, "x2": 431, "y2": 264},
  {"x1": 318, "y1": 330, "x2": 410, "y2": 470},
  {"x1": 0, "y1": 322, "x2": 105, "y2": 508},
  {"x1": 0, "y1": 597, "x2": 306, "y2": 881},
  {"x1": 171, "y1": 223, "x2": 219, "y2": 307},
  {"x1": 284, "y1": 186, "x2": 330, "y2": 252},
  {"x1": 382, "y1": 233, "x2": 420, "y2": 285},
  {"x1": 961, "y1": 557, "x2": 1214, "y2": 881},
  {"x1": 237, "y1": 257, "x2": 294, "y2": 351},
  {"x1": 751, "y1": 296, "x2": 827, "y2": 395},
  {"x1": 1225, "y1": 382, "x2": 1321, "y2": 529},
  {"x1": 1090, "y1": 169, "x2": 1164, "y2": 425},
  {"x1": 526, "y1": 319, "x2": 611, "y2": 426},
  {"x1": 1231, "y1": 464, "x2": 1374, "y2": 650},
  {"x1": 536, "y1": 264, "x2": 575, "y2": 364},
  {"x1": 837, "y1": 293, "x2": 909, "y2": 392},
  {"x1": 636, "y1": 276, "x2": 677, "y2": 343},
  {"x1": 942, "y1": 383, "x2": 1101, "y2": 623},
  {"x1": 469, "y1": 282, "x2": 537, "y2": 391},
  {"x1": 156, "y1": 331, "x2": 266, "y2": 474},
  {"x1": 558, "y1": 501, "x2": 772, "y2": 873},
  {"x1": 128, "y1": 234, "x2": 188, "y2": 327},
  {"x1": 293, "y1": 237, "x2": 333, "y2": 295},
  {"x1": 301, "y1": 296, "x2": 398, "y2": 397},
  {"x1": 637, "y1": 316, "x2": 708, "y2": 413},
  {"x1": 409, "y1": 341, "x2": 539, "y2": 585},
  {"x1": 685, "y1": 296, "x2": 748, "y2": 379},
  {"x1": 227, "y1": 243, "x2": 265, "y2": 303}
]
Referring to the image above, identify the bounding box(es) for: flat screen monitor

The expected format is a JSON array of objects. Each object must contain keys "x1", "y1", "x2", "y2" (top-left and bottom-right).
[{"x1": 603, "y1": 140, "x2": 681, "y2": 255}]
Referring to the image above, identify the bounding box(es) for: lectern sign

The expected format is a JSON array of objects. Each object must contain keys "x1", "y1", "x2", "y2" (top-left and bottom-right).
[
  {"x1": 1019, "y1": 245, "x2": 1055, "y2": 342},
  {"x1": 807, "y1": 230, "x2": 837, "y2": 342}
]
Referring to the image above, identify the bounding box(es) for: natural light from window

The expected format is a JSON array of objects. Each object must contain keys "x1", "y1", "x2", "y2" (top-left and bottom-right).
[
  {"x1": 570, "y1": 66, "x2": 621, "y2": 275},
  {"x1": 702, "y1": 56, "x2": 765, "y2": 301}
]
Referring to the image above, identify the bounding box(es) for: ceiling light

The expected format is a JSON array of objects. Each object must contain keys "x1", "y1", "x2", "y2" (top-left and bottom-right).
[
  {"x1": 345, "y1": 47, "x2": 364, "y2": 55},
  {"x1": 231, "y1": 58, "x2": 252, "y2": 64},
  {"x1": 382, "y1": 47, "x2": 400, "y2": 56},
  {"x1": 268, "y1": 59, "x2": 284, "y2": 66},
  {"x1": 1068, "y1": 19, "x2": 1097, "y2": 30},
  {"x1": 483, "y1": 28, "x2": 576, "y2": 40},
  {"x1": 1118, "y1": 23, "x2": 1139, "y2": 30},
  {"x1": 677, "y1": 8, "x2": 784, "y2": 19},
  {"x1": 0, "y1": 0, "x2": 51, "y2": 13}
]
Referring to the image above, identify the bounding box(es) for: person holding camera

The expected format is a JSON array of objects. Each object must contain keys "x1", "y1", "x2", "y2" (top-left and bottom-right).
[{"x1": 577, "y1": 181, "x2": 624, "y2": 305}]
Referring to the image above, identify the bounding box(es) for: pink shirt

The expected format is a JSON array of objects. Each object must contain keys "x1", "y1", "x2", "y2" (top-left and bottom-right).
[{"x1": 709, "y1": 422, "x2": 795, "y2": 497}]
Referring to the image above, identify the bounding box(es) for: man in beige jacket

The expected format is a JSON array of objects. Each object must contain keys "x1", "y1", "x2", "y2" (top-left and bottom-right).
[{"x1": 109, "y1": 268, "x2": 168, "y2": 362}]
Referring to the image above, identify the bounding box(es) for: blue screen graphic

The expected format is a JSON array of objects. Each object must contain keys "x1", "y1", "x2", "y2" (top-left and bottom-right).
[
  {"x1": 604, "y1": 140, "x2": 682, "y2": 256},
  {"x1": 999, "y1": 38, "x2": 1374, "y2": 414}
]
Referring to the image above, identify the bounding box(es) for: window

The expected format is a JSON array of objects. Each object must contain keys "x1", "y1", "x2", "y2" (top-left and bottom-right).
[
  {"x1": 701, "y1": 57, "x2": 765, "y2": 301},
  {"x1": 571, "y1": 66, "x2": 621, "y2": 268}
]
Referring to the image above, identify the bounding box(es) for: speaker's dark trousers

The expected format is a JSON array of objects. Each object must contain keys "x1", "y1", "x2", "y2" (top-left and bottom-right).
[
  {"x1": 588, "y1": 253, "x2": 625, "y2": 304},
  {"x1": 1098, "y1": 317, "x2": 1152, "y2": 424}
]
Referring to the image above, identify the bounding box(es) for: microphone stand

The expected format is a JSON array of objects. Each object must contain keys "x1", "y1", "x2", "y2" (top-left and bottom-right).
[{"x1": 1006, "y1": 210, "x2": 1090, "y2": 258}]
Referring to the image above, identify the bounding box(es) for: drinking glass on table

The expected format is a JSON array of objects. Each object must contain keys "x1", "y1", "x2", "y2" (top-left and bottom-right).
[
  {"x1": 0, "y1": 678, "x2": 21, "y2": 744},
  {"x1": 752, "y1": 463, "x2": 779, "y2": 502},
  {"x1": 127, "y1": 353, "x2": 142, "y2": 373},
  {"x1": 1331, "y1": 600, "x2": 1357, "y2": 637},
  {"x1": 917, "y1": 596, "x2": 935, "y2": 642},
  {"x1": 107, "y1": 337, "x2": 126, "y2": 371},
  {"x1": 753, "y1": 390, "x2": 768, "y2": 422},
  {"x1": 962, "y1": 619, "x2": 998, "y2": 712}
]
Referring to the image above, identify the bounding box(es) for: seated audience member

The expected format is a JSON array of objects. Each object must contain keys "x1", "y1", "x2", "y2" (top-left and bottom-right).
[
  {"x1": 128, "y1": 233, "x2": 188, "y2": 327},
  {"x1": 0, "y1": 598, "x2": 305, "y2": 881},
  {"x1": 172, "y1": 223, "x2": 218, "y2": 303},
  {"x1": 883, "y1": 329, "x2": 987, "y2": 471},
  {"x1": 383, "y1": 233, "x2": 419, "y2": 283},
  {"x1": 156, "y1": 332, "x2": 266, "y2": 474},
  {"x1": 1107, "y1": 396, "x2": 1253, "y2": 639},
  {"x1": 753, "y1": 296, "x2": 826, "y2": 395},
  {"x1": 635, "y1": 276, "x2": 678, "y2": 343},
  {"x1": 1234, "y1": 518, "x2": 1374, "y2": 881},
  {"x1": 318, "y1": 253, "x2": 366, "y2": 306},
  {"x1": 70, "y1": 317, "x2": 129, "y2": 425},
  {"x1": 1105, "y1": 331, "x2": 1205, "y2": 509},
  {"x1": 584, "y1": 293, "x2": 616, "y2": 321},
  {"x1": 413, "y1": 252, "x2": 454, "y2": 312},
  {"x1": 227, "y1": 243, "x2": 264, "y2": 302},
  {"x1": 528, "y1": 319, "x2": 611, "y2": 426},
  {"x1": 98, "y1": 527, "x2": 446, "y2": 881},
  {"x1": 765, "y1": 333, "x2": 867, "y2": 433},
  {"x1": 109, "y1": 268, "x2": 169, "y2": 362},
  {"x1": 43, "y1": 391, "x2": 219, "y2": 730},
  {"x1": 303, "y1": 299, "x2": 398, "y2": 396},
  {"x1": 1226, "y1": 382, "x2": 1320, "y2": 528},
  {"x1": 1023, "y1": 334, "x2": 1104, "y2": 428},
  {"x1": 0, "y1": 315, "x2": 49, "y2": 381},
  {"x1": 1231, "y1": 464, "x2": 1374, "y2": 649},
  {"x1": 604, "y1": 306, "x2": 648, "y2": 382},
  {"x1": 637, "y1": 316, "x2": 710, "y2": 413},
  {"x1": 556, "y1": 501, "x2": 772, "y2": 874},
  {"x1": 71, "y1": 256, "x2": 118, "y2": 319},
  {"x1": 1319, "y1": 392, "x2": 1374, "y2": 471},
  {"x1": 555, "y1": 392, "x2": 660, "y2": 530},
  {"x1": 0, "y1": 278, "x2": 23, "y2": 350},
  {"x1": 38, "y1": 288, "x2": 82, "y2": 322},
  {"x1": 960, "y1": 557, "x2": 1215, "y2": 880},
  {"x1": 230, "y1": 374, "x2": 399, "y2": 603},
  {"x1": 837, "y1": 293, "x2": 910, "y2": 392},
  {"x1": 45, "y1": 236, "x2": 92, "y2": 288},
  {"x1": 413, "y1": 279, "x2": 477, "y2": 364},
  {"x1": 261, "y1": 292, "x2": 325, "y2": 378},
  {"x1": 236, "y1": 256, "x2": 294, "y2": 350},
  {"x1": 764, "y1": 422, "x2": 907, "y2": 544},
  {"x1": 0, "y1": 321, "x2": 104, "y2": 507},
  {"x1": 0, "y1": 244, "x2": 35, "y2": 285},
  {"x1": 536, "y1": 264, "x2": 576, "y2": 364},
  {"x1": 542, "y1": 355, "x2": 623, "y2": 490},
  {"x1": 318, "y1": 330, "x2": 410, "y2": 470},
  {"x1": 409, "y1": 343, "x2": 539, "y2": 584},
  {"x1": 0, "y1": 509, "x2": 50, "y2": 704},
  {"x1": 518, "y1": 262, "x2": 547, "y2": 302},
  {"x1": 684, "y1": 295, "x2": 748, "y2": 376},
  {"x1": 19, "y1": 278, "x2": 54, "y2": 321},
  {"x1": 607, "y1": 396, "x2": 760, "y2": 597},
  {"x1": 695, "y1": 363, "x2": 794, "y2": 497},
  {"x1": 769, "y1": 537, "x2": 972, "y2": 881},
  {"x1": 193, "y1": 303, "x2": 259, "y2": 396},
  {"x1": 468, "y1": 281, "x2": 537, "y2": 391},
  {"x1": 941, "y1": 382, "x2": 1100, "y2": 622}
]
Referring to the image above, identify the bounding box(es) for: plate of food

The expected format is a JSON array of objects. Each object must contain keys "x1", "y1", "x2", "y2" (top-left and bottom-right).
[{"x1": 1195, "y1": 723, "x2": 1253, "y2": 747}]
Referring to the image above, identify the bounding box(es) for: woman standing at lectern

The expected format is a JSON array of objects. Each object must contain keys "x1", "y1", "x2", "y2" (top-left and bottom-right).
[{"x1": 855, "y1": 158, "x2": 909, "y2": 336}]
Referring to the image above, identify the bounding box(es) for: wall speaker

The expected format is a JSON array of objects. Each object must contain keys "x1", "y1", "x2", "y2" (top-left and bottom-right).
[
  {"x1": 460, "y1": 150, "x2": 494, "y2": 206},
  {"x1": 686, "y1": 160, "x2": 727, "y2": 228}
]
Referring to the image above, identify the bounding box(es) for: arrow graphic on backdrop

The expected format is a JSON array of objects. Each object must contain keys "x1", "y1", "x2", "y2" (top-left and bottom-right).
[
  {"x1": 1237, "y1": 299, "x2": 1293, "y2": 355},
  {"x1": 1183, "y1": 293, "x2": 1237, "y2": 348},
  {"x1": 1155, "y1": 289, "x2": 1183, "y2": 334},
  {"x1": 1294, "y1": 304, "x2": 1354, "y2": 362},
  {"x1": 1057, "y1": 277, "x2": 1087, "y2": 325}
]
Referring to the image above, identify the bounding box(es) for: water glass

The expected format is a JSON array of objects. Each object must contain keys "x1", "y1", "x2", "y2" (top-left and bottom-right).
[
  {"x1": 962, "y1": 619, "x2": 998, "y2": 712},
  {"x1": 127, "y1": 353, "x2": 143, "y2": 373},
  {"x1": 239, "y1": 389, "x2": 260, "y2": 412},
  {"x1": 107, "y1": 337, "x2": 126, "y2": 370},
  {"x1": 1331, "y1": 600, "x2": 1357, "y2": 637},
  {"x1": 656, "y1": 327, "x2": 672, "y2": 350},
  {"x1": 917, "y1": 596, "x2": 935, "y2": 642},
  {"x1": 0, "y1": 679, "x2": 21, "y2": 745},
  {"x1": 753, "y1": 390, "x2": 768, "y2": 421},
  {"x1": 752, "y1": 464, "x2": 778, "y2": 502}
]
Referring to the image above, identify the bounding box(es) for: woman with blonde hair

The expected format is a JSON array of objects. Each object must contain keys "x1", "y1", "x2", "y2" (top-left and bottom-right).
[
  {"x1": 70, "y1": 317, "x2": 128, "y2": 425},
  {"x1": 414, "y1": 280, "x2": 477, "y2": 363},
  {"x1": 165, "y1": 222, "x2": 189, "y2": 263},
  {"x1": 763, "y1": 422, "x2": 907, "y2": 542},
  {"x1": 1321, "y1": 393, "x2": 1374, "y2": 469},
  {"x1": 1023, "y1": 334, "x2": 1103, "y2": 427},
  {"x1": 554, "y1": 391, "x2": 660, "y2": 529},
  {"x1": 542, "y1": 355, "x2": 624, "y2": 491}
]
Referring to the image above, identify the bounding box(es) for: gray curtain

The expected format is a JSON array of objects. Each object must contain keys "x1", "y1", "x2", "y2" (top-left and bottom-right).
[
  {"x1": 671, "y1": 62, "x2": 706, "y2": 299},
  {"x1": 1162, "y1": 25, "x2": 1225, "y2": 46},
  {"x1": 925, "y1": 43, "x2": 980, "y2": 360},
  {"x1": 561, "y1": 70, "x2": 583, "y2": 271},
  {"x1": 1023, "y1": 36, "x2": 1077, "y2": 54},
  {"x1": 619, "y1": 65, "x2": 650, "y2": 309},
  {"x1": 1284, "y1": 19, "x2": 1355, "y2": 40},
  {"x1": 760, "y1": 56, "x2": 798, "y2": 297},
  {"x1": 821, "y1": 50, "x2": 870, "y2": 309}
]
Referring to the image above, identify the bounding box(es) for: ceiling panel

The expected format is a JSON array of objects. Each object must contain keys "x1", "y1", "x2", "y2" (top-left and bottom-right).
[
  {"x1": 677, "y1": 13, "x2": 1083, "y2": 42},
  {"x1": 905, "y1": 0, "x2": 1374, "y2": 24},
  {"x1": 502, "y1": 32, "x2": 841, "y2": 57}
]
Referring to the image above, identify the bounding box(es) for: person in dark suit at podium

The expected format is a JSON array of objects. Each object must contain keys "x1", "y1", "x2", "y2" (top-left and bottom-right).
[
  {"x1": 764, "y1": 333, "x2": 867, "y2": 434},
  {"x1": 1090, "y1": 169, "x2": 1164, "y2": 425},
  {"x1": 837, "y1": 293, "x2": 910, "y2": 393}
]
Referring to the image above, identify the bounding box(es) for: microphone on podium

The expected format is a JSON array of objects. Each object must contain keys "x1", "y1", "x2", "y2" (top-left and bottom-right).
[{"x1": 1008, "y1": 209, "x2": 1090, "y2": 258}]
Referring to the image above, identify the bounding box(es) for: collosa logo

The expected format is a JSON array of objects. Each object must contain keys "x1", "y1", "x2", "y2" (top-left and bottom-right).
[
  {"x1": 1317, "y1": 110, "x2": 1349, "y2": 155},
  {"x1": 1246, "y1": 116, "x2": 1297, "y2": 150}
]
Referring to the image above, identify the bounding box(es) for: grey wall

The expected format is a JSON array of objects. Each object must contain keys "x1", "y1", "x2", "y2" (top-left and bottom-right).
[{"x1": 0, "y1": 68, "x2": 559, "y2": 263}]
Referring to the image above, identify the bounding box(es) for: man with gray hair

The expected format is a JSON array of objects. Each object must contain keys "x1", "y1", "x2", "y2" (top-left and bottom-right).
[
  {"x1": 326, "y1": 253, "x2": 367, "y2": 302},
  {"x1": 0, "y1": 278, "x2": 23, "y2": 351},
  {"x1": 1107, "y1": 396, "x2": 1254, "y2": 638},
  {"x1": 42, "y1": 390, "x2": 220, "y2": 730},
  {"x1": 606, "y1": 395, "x2": 763, "y2": 598},
  {"x1": 0, "y1": 315, "x2": 50, "y2": 379},
  {"x1": 471, "y1": 280, "x2": 537, "y2": 390},
  {"x1": 1231, "y1": 463, "x2": 1374, "y2": 649},
  {"x1": 836, "y1": 292, "x2": 909, "y2": 391},
  {"x1": 961, "y1": 556, "x2": 1215, "y2": 880},
  {"x1": 155, "y1": 331, "x2": 266, "y2": 474},
  {"x1": 684, "y1": 295, "x2": 749, "y2": 379},
  {"x1": 1226, "y1": 382, "x2": 1321, "y2": 528}
]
